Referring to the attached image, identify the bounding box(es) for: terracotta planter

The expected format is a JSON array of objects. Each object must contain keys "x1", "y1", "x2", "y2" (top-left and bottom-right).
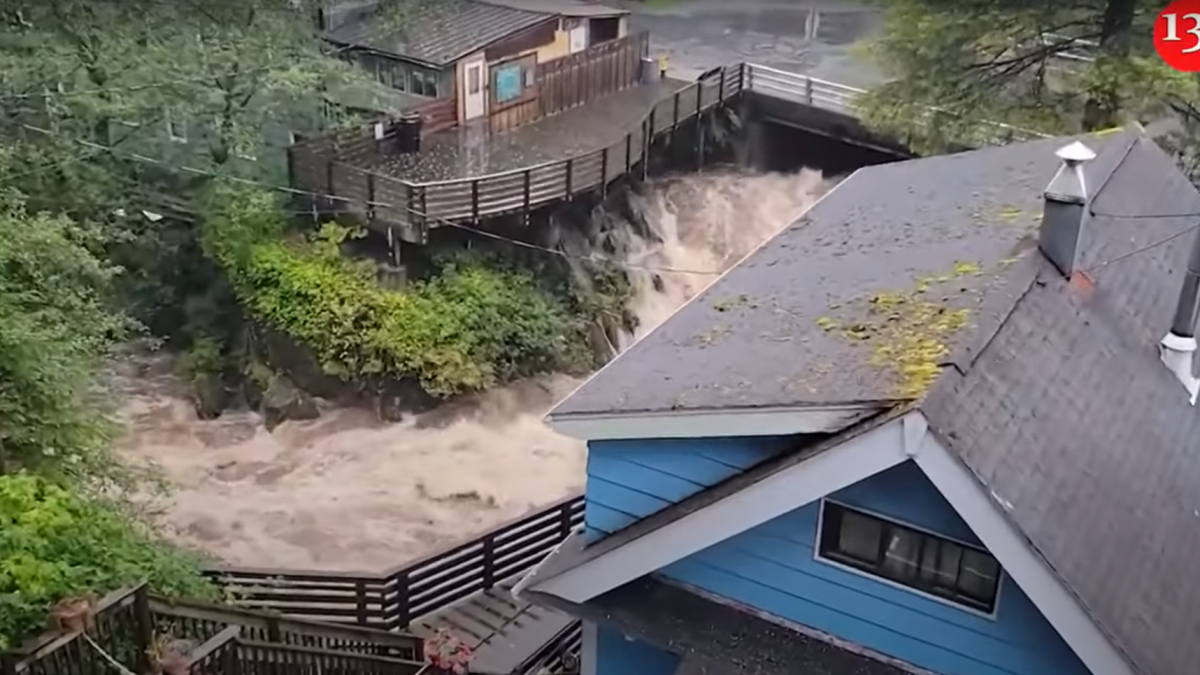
[{"x1": 50, "y1": 597, "x2": 93, "y2": 633}]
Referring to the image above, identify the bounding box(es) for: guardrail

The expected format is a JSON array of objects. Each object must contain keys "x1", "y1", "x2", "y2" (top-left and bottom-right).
[
  {"x1": 1, "y1": 583, "x2": 425, "y2": 675},
  {"x1": 205, "y1": 494, "x2": 584, "y2": 631},
  {"x1": 304, "y1": 60, "x2": 1055, "y2": 234},
  {"x1": 741, "y1": 63, "x2": 1047, "y2": 145}
]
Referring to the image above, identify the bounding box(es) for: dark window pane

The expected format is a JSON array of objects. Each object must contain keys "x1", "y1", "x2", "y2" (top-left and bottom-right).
[
  {"x1": 818, "y1": 503, "x2": 1000, "y2": 613},
  {"x1": 836, "y1": 509, "x2": 882, "y2": 564},
  {"x1": 958, "y1": 549, "x2": 1000, "y2": 604},
  {"x1": 880, "y1": 528, "x2": 921, "y2": 581},
  {"x1": 920, "y1": 539, "x2": 962, "y2": 589}
]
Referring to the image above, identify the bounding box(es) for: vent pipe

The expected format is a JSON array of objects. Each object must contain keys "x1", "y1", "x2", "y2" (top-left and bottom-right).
[
  {"x1": 1160, "y1": 229, "x2": 1200, "y2": 404},
  {"x1": 1039, "y1": 141, "x2": 1096, "y2": 276}
]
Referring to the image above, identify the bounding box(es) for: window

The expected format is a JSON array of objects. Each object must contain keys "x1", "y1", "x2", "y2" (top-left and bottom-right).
[
  {"x1": 468, "y1": 65, "x2": 481, "y2": 95},
  {"x1": 411, "y1": 69, "x2": 438, "y2": 97},
  {"x1": 818, "y1": 502, "x2": 1002, "y2": 613}
]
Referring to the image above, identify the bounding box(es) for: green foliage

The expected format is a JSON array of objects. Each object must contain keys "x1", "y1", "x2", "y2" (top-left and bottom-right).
[
  {"x1": 857, "y1": 0, "x2": 1200, "y2": 154},
  {"x1": 0, "y1": 472, "x2": 216, "y2": 650},
  {"x1": 0, "y1": 189, "x2": 134, "y2": 482},
  {"x1": 203, "y1": 187, "x2": 579, "y2": 396}
]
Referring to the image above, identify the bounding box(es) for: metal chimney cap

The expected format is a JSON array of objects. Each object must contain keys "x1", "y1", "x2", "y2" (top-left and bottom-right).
[{"x1": 1056, "y1": 141, "x2": 1097, "y2": 164}]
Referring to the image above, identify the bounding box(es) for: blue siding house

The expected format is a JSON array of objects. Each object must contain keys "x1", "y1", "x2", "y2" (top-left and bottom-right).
[{"x1": 516, "y1": 129, "x2": 1200, "y2": 675}]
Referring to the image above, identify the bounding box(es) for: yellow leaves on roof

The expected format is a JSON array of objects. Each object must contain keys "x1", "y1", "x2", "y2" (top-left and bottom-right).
[{"x1": 815, "y1": 262, "x2": 984, "y2": 399}]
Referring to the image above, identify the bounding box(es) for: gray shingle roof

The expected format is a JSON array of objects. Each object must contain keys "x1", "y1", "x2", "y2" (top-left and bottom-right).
[
  {"x1": 922, "y1": 132, "x2": 1200, "y2": 675},
  {"x1": 543, "y1": 128, "x2": 1200, "y2": 675},
  {"x1": 551, "y1": 132, "x2": 1133, "y2": 418},
  {"x1": 324, "y1": 0, "x2": 554, "y2": 66}
]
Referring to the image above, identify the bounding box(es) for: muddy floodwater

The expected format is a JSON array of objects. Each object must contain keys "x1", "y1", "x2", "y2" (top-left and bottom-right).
[{"x1": 114, "y1": 169, "x2": 829, "y2": 572}]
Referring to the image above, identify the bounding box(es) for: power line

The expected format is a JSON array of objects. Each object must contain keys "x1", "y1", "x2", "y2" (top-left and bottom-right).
[
  {"x1": 14, "y1": 124, "x2": 723, "y2": 277},
  {"x1": 1084, "y1": 221, "x2": 1200, "y2": 273}
]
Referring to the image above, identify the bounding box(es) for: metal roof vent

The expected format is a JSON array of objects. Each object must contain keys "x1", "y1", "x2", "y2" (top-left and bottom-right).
[
  {"x1": 1039, "y1": 141, "x2": 1096, "y2": 276},
  {"x1": 1161, "y1": 229, "x2": 1200, "y2": 405}
]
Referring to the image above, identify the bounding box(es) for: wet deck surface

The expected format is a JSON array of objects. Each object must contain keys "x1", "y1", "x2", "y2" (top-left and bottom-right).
[
  {"x1": 374, "y1": 78, "x2": 691, "y2": 184},
  {"x1": 411, "y1": 579, "x2": 574, "y2": 675}
]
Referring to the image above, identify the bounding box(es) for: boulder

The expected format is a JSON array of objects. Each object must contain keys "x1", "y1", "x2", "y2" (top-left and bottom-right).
[
  {"x1": 260, "y1": 375, "x2": 320, "y2": 431},
  {"x1": 191, "y1": 373, "x2": 228, "y2": 420}
]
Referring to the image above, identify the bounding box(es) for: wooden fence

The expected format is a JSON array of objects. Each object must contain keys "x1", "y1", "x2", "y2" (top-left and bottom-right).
[
  {"x1": 290, "y1": 64, "x2": 744, "y2": 236},
  {"x1": 205, "y1": 494, "x2": 585, "y2": 630},
  {"x1": 1, "y1": 584, "x2": 425, "y2": 675},
  {"x1": 537, "y1": 32, "x2": 650, "y2": 118}
]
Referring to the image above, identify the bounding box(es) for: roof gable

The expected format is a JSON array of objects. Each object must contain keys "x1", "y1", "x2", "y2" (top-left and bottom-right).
[{"x1": 517, "y1": 410, "x2": 1137, "y2": 675}]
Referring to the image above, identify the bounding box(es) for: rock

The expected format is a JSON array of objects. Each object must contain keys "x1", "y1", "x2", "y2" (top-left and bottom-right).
[
  {"x1": 260, "y1": 375, "x2": 320, "y2": 431},
  {"x1": 191, "y1": 374, "x2": 228, "y2": 420}
]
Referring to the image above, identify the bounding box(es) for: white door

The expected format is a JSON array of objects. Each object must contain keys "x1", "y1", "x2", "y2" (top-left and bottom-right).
[
  {"x1": 462, "y1": 59, "x2": 486, "y2": 121},
  {"x1": 568, "y1": 25, "x2": 587, "y2": 54}
]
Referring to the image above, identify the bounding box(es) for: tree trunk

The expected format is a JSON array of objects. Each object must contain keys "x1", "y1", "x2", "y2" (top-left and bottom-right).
[{"x1": 1082, "y1": 0, "x2": 1137, "y2": 130}]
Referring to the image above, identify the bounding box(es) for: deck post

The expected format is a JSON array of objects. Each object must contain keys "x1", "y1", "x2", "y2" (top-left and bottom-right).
[
  {"x1": 600, "y1": 147, "x2": 609, "y2": 198},
  {"x1": 697, "y1": 113, "x2": 707, "y2": 170},
  {"x1": 624, "y1": 133, "x2": 632, "y2": 174},
  {"x1": 133, "y1": 584, "x2": 154, "y2": 674},
  {"x1": 642, "y1": 114, "x2": 652, "y2": 180},
  {"x1": 325, "y1": 159, "x2": 335, "y2": 208},
  {"x1": 355, "y1": 581, "x2": 369, "y2": 625},
  {"x1": 366, "y1": 172, "x2": 377, "y2": 221},
  {"x1": 565, "y1": 158, "x2": 574, "y2": 199},
  {"x1": 523, "y1": 170, "x2": 532, "y2": 213},
  {"x1": 718, "y1": 68, "x2": 726, "y2": 102},
  {"x1": 471, "y1": 181, "x2": 480, "y2": 222},
  {"x1": 481, "y1": 536, "x2": 497, "y2": 589},
  {"x1": 672, "y1": 92, "x2": 680, "y2": 130}
]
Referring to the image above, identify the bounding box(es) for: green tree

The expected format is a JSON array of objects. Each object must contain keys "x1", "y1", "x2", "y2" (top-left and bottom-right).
[
  {"x1": 857, "y1": 0, "x2": 1200, "y2": 156},
  {"x1": 0, "y1": 152, "x2": 132, "y2": 482},
  {"x1": 0, "y1": 0, "x2": 414, "y2": 365}
]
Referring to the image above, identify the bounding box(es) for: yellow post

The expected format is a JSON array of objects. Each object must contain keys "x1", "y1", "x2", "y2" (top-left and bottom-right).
[{"x1": 658, "y1": 54, "x2": 669, "y2": 78}]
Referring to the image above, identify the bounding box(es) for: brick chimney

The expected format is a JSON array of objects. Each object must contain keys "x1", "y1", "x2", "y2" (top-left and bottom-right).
[{"x1": 1039, "y1": 141, "x2": 1096, "y2": 276}]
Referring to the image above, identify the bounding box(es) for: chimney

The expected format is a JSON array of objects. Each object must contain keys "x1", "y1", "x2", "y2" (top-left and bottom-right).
[
  {"x1": 1039, "y1": 141, "x2": 1096, "y2": 276},
  {"x1": 1160, "y1": 229, "x2": 1200, "y2": 404}
]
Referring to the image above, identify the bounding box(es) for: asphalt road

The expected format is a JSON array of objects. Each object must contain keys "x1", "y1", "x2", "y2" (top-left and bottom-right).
[{"x1": 626, "y1": 0, "x2": 887, "y2": 88}]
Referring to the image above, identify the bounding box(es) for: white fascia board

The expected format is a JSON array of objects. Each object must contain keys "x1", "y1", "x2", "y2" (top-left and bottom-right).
[
  {"x1": 526, "y1": 412, "x2": 917, "y2": 602},
  {"x1": 548, "y1": 404, "x2": 885, "y2": 440},
  {"x1": 914, "y1": 430, "x2": 1137, "y2": 675}
]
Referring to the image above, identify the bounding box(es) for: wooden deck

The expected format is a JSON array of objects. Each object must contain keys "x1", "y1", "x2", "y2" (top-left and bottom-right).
[
  {"x1": 409, "y1": 579, "x2": 576, "y2": 675},
  {"x1": 372, "y1": 79, "x2": 692, "y2": 184},
  {"x1": 297, "y1": 64, "x2": 747, "y2": 239}
]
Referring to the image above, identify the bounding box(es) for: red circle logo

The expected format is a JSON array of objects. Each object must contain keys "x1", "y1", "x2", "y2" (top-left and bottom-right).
[{"x1": 1156, "y1": 0, "x2": 1200, "y2": 71}]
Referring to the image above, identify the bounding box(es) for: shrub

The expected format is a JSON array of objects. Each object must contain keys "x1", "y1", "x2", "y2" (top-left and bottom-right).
[
  {"x1": 0, "y1": 473, "x2": 217, "y2": 649},
  {"x1": 203, "y1": 186, "x2": 578, "y2": 396}
]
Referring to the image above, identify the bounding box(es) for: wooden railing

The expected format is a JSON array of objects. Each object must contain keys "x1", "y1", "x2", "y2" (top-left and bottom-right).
[
  {"x1": 205, "y1": 494, "x2": 585, "y2": 630},
  {"x1": 188, "y1": 628, "x2": 427, "y2": 675},
  {"x1": 741, "y1": 63, "x2": 1048, "y2": 145},
  {"x1": 413, "y1": 97, "x2": 457, "y2": 136},
  {"x1": 334, "y1": 64, "x2": 743, "y2": 229},
  {"x1": 1, "y1": 584, "x2": 425, "y2": 675}
]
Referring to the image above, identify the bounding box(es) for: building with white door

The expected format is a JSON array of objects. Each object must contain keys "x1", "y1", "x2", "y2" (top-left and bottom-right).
[{"x1": 321, "y1": 0, "x2": 629, "y2": 131}]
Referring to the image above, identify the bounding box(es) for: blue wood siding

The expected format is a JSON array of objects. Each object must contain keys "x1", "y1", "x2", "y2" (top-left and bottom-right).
[
  {"x1": 657, "y1": 461, "x2": 1092, "y2": 675},
  {"x1": 596, "y1": 624, "x2": 679, "y2": 675},
  {"x1": 584, "y1": 436, "x2": 792, "y2": 539}
]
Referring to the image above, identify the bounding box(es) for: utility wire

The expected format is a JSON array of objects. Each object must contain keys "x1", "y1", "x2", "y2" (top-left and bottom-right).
[{"x1": 13, "y1": 124, "x2": 724, "y2": 277}]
